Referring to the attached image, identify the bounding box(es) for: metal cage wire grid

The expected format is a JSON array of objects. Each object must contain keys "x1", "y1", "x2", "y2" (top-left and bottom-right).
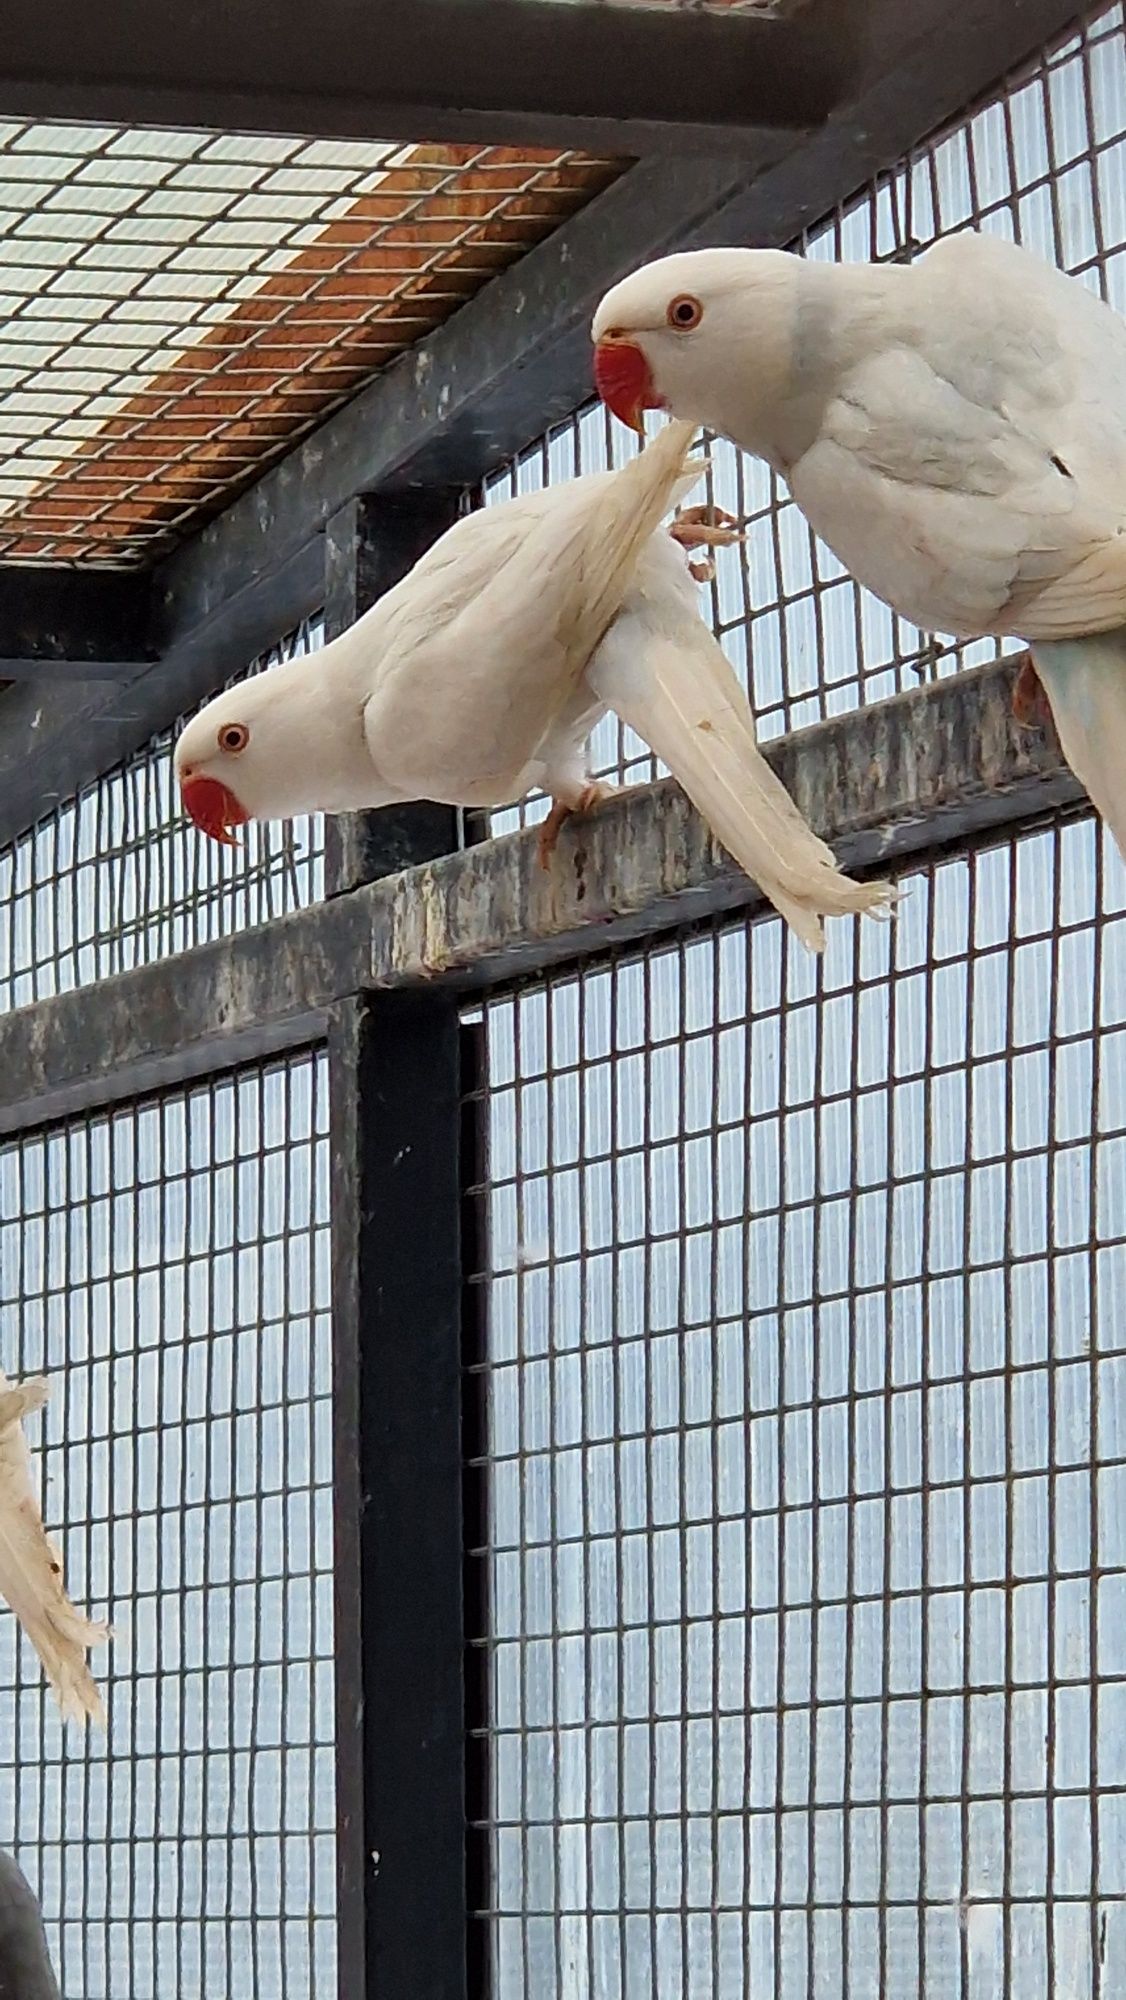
[
  {"x1": 0, "y1": 1053, "x2": 334, "y2": 2000},
  {"x1": 465, "y1": 6, "x2": 1126, "y2": 1997},
  {"x1": 0, "y1": 130, "x2": 618, "y2": 566},
  {"x1": 466, "y1": 813, "x2": 1126, "y2": 1999},
  {"x1": 0, "y1": 616, "x2": 326, "y2": 1017}
]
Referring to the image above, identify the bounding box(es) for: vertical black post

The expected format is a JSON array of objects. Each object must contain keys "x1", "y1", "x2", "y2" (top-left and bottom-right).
[
  {"x1": 322, "y1": 493, "x2": 464, "y2": 894},
  {"x1": 326, "y1": 490, "x2": 477, "y2": 1999},
  {"x1": 459, "y1": 1018, "x2": 491, "y2": 1995},
  {"x1": 330, "y1": 990, "x2": 468, "y2": 2000}
]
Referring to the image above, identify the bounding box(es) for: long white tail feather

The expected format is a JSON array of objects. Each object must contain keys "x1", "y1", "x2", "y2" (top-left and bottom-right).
[
  {"x1": 0, "y1": 1371, "x2": 108, "y2": 1726},
  {"x1": 1031, "y1": 634, "x2": 1126, "y2": 861},
  {"x1": 569, "y1": 421, "x2": 703, "y2": 668},
  {"x1": 590, "y1": 585, "x2": 898, "y2": 952}
]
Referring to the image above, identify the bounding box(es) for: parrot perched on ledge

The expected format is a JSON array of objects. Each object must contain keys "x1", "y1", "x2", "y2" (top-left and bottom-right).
[
  {"x1": 175, "y1": 421, "x2": 895, "y2": 951},
  {"x1": 593, "y1": 230, "x2": 1126, "y2": 861},
  {"x1": 0, "y1": 1370, "x2": 107, "y2": 1725}
]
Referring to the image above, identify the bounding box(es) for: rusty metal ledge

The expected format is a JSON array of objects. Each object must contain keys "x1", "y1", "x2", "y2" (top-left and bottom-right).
[
  {"x1": 0, "y1": 657, "x2": 1082, "y2": 1132},
  {"x1": 371, "y1": 653, "x2": 1080, "y2": 989}
]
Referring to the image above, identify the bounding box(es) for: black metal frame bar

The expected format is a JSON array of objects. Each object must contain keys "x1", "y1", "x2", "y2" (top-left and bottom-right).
[
  {"x1": 0, "y1": 0, "x2": 852, "y2": 156},
  {"x1": 324, "y1": 507, "x2": 476, "y2": 2000},
  {"x1": 0, "y1": 1850, "x2": 62, "y2": 2000},
  {"x1": 322, "y1": 493, "x2": 465, "y2": 896},
  {"x1": 329, "y1": 992, "x2": 470, "y2": 2000}
]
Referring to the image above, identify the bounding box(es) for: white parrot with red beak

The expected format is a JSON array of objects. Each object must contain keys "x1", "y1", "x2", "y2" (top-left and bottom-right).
[
  {"x1": 592, "y1": 231, "x2": 1126, "y2": 859},
  {"x1": 175, "y1": 421, "x2": 894, "y2": 951}
]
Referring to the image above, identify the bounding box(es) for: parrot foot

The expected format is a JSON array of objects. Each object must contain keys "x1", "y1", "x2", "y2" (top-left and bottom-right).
[
  {"x1": 669, "y1": 504, "x2": 746, "y2": 555},
  {"x1": 537, "y1": 783, "x2": 611, "y2": 870},
  {"x1": 1012, "y1": 655, "x2": 1052, "y2": 731}
]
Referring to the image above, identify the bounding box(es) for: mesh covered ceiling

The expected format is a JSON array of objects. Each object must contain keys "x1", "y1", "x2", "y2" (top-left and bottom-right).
[{"x1": 0, "y1": 124, "x2": 621, "y2": 568}]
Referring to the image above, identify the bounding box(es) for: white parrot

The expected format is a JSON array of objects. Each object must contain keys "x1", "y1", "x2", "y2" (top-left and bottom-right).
[
  {"x1": 592, "y1": 231, "x2": 1126, "y2": 857},
  {"x1": 174, "y1": 421, "x2": 894, "y2": 951},
  {"x1": 0, "y1": 1370, "x2": 108, "y2": 1725}
]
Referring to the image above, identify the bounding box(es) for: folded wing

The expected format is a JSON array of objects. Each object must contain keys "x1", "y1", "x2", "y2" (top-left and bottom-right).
[{"x1": 588, "y1": 547, "x2": 898, "y2": 951}]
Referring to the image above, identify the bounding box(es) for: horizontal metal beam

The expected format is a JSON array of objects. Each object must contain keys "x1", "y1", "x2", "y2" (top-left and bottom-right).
[
  {"x1": 0, "y1": 659, "x2": 137, "y2": 683},
  {"x1": 0, "y1": 0, "x2": 849, "y2": 154},
  {"x1": 0, "y1": 567, "x2": 150, "y2": 671},
  {"x1": 0, "y1": 537, "x2": 321, "y2": 851},
  {"x1": 0, "y1": 658, "x2": 1084, "y2": 1134}
]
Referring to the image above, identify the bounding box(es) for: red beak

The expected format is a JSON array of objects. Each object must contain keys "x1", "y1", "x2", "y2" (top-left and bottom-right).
[
  {"x1": 180, "y1": 773, "x2": 249, "y2": 846},
  {"x1": 593, "y1": 336, "x2": 663, "y2": 434}
]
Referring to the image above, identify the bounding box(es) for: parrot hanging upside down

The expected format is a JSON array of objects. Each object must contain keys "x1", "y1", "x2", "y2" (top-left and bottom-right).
[
  {"x1": 592, "y1": 231, "x2": 1126, "y2": 859},
  {"x1": 175, "y1": 422, "x2": 895, "y2": 952},
  {"x1": 0, "y1": 1370, "x2": 108, "y2": 1726}
]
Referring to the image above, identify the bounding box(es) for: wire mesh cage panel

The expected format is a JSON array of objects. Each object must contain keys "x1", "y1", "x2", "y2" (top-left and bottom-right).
[
  {"x1": 0, "y1": 618, "x2": 326, "y2": 1016},
  {"x1": 465, "y1": 807, "x2": 1126, "y2": 1999},
  {"x1": 0, "y1": 126, "x2": 617, "y2": 568},
  {"x1": 484, "y1": 0, "x2": 1123, "y2": 832},
  {"x1": 0, "y1": 1051, "x2": 334, "y2": 2000}
]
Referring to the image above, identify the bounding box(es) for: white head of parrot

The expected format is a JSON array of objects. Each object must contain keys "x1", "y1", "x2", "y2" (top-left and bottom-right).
[
  {"x1": 173, "y1": 652, "x2": 379, "y2": 843},
  {"x1": 592, "y1": 246, "x2": 806, "y2": 461}
]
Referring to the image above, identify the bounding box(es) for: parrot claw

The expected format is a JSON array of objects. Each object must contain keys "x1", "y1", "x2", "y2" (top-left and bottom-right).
[
  {"x1": 669, "y1": 504, "x2": 746, "y2": 555},
  {"x1": 537, "y1": 783, "x2": 611, "y2": 870}
]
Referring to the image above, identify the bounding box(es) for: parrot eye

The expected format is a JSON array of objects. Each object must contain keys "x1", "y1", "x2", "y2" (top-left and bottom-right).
[
  {"x1": 218, "y1": 723, "x2": 249, "y2": 755},
  {"x1": 667, "y1": 294, "x2": 703, "y2": 331}
]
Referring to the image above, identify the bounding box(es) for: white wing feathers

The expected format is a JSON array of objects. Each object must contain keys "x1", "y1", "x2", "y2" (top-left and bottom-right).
[
  {"x1": 355, "y1": 421, "x2": 706, "y2": 806},
  {"x1": 539, "y1": 417, "x2": 705, "y2": 672},
  {"x1": 794, "y1": 234, "x2": 1126, "y2": 641},
  {"x1": 0, "y1": 1371, "x2": 108, "y2": 1726},
  {"x1": 590, "y1": 546, "x2": 897, "y2": 952}
]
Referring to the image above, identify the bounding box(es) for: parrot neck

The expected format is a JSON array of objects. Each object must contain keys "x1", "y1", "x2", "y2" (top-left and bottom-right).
[
  {"x1": 678, "y1": 254, "x2": 909, "y2": 477},
  {"x1": 238, "y1": 645, "x2": 401, "y2": 819}
]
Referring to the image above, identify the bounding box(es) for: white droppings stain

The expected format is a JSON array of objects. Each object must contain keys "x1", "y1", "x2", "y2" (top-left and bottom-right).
[
  {"x1": 513, "y1": 1238, "x2": 551, "y2": 1272},
  {"x1": 438, "y1": 385, "x2": 451, "y2": 416}
]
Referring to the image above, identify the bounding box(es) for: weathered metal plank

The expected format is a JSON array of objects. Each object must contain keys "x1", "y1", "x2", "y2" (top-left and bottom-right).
[
  {"x1": 0, "y1": 0, "x2": 846, "y2": 153},
  {"x1": 0, "y1": 889, "x2": 370, "y2": 1134},
  {"x1": 363, "y1": 655, "x2": 1084, "y2": 990},
  {"x1": 0, "y1": 658, "x2": 1082, "y2": 1132}
]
